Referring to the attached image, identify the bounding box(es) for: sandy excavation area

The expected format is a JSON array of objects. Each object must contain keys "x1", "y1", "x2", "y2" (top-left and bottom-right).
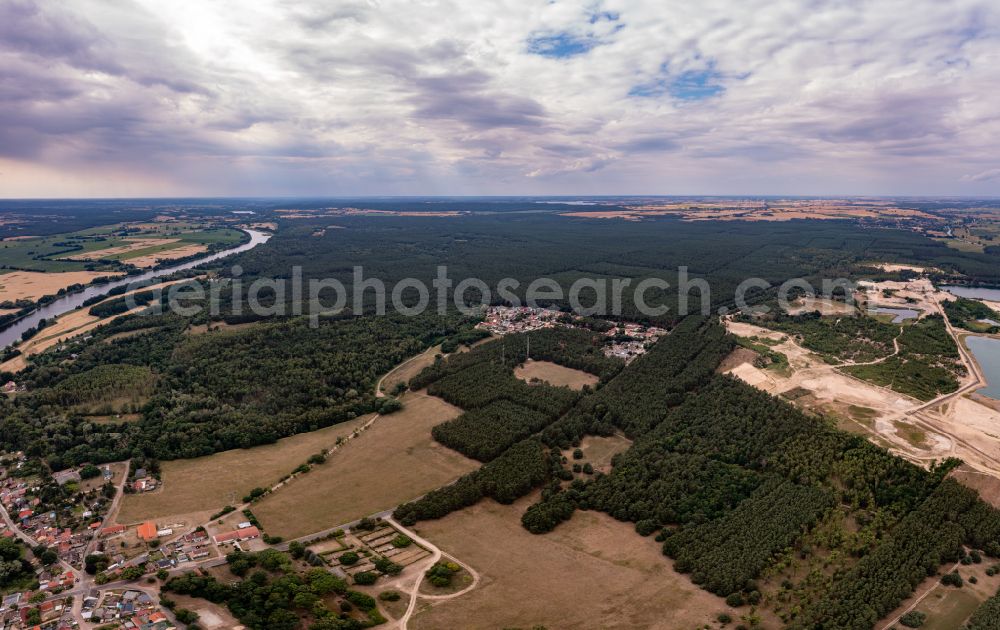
[
  {"x1": 724, "y1": 305, "x2": 1000, "y2": 478},
  {"x1": 856, "y1": 276, "x2": 941, "y2": 314},
  {"x1": 784, "y1": 296, "x2": 856, "y2": 316},
  {"x1": 0, "y1": 270, "x2": 123, "y2": 302}
]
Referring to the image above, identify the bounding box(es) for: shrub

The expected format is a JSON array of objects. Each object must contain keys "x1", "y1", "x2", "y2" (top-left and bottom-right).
[
  {"x1": 717, "y1": 613, "x2": 732, "y2": 624},
  {"x1": 353, "y1": 571, "x2": 378, "y2": 585},
  {"x1": 391, "y1": 534, "x2": 412, "y2": 548},
  {"x1": 374, "y1": 556, "x2": 403, "y2": 575},
  {"x1": 725, "y1": 592, "x2": 744, "y2": 607},
  {"x1": 338, "y1": 552, "x2": 360, "y2": 566},
  {"x1": 346, "y1": 590, "x2": 377, "y2": 611},
  {"x1": 425, "y1": 562, "x2": 456, "y2": 587},
  {"x1": 941, "y1": 571, "x2": 964, "y2": 587},
  {"x1": 900, "y1": 610, "x2": 927, "y2": 628},
  {"x1": 379, "y1": 590, "x2": 401, "y2": 601}
]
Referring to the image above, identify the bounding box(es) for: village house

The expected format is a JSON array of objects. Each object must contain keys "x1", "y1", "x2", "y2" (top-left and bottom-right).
[{"x1": 214, "y1": 525, "x2": 261, "y2": 544}]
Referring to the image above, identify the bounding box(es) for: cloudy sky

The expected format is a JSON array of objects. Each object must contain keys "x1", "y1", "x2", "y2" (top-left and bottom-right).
[{"x1": 1, "y1": 0, "x2": 999, "y2": 197}]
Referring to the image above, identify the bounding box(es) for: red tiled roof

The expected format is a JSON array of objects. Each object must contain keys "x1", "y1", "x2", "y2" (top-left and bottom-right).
[
  {"x1": 136, "y1": 521, "x2": 157, "y2": 541},
  {"x1": 214, "y1": 525, "x2": 260, "y2": 543}
]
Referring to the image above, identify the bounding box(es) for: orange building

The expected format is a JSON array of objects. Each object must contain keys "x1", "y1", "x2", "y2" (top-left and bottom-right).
[{"x1": 136, "y1": 521, "x2": 158, "y2": 542}]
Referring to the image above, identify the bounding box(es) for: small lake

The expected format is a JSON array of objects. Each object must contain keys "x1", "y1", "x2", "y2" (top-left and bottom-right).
[
  {"x1": 942, "y1": 286, "x2": 1000, "y2": 302},
  {"x1": 0, "y1": 229, "x2": 270, "y2": 350},
  {"x1": 967, "y1": 336, "x2": 1000, "y2": 401},
  {"x1": 870, "y1": 307, "x2": 920, "y2": 323}
]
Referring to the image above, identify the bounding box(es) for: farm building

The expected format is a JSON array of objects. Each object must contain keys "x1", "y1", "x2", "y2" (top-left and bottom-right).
[{"x1": 214, "y1": 525, "x2": 260, "y2": 544}]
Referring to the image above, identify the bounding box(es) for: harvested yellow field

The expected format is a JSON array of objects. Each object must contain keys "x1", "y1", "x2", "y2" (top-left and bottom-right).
[
  {"x1": 0, "y1": 270, "x2": 123, "y2": 302},
  {"x1": 514, "y1": 359, "x2": 599, "y2": 390},
  {"x1": 117, "y1": 414, "x2": 374, "y2": 524},
  {"x1": 409, "y1": 495, "x2": 737, "y2": 630},
  {"x1": 126, "y1": 243, "x2": 207, "y2": 267},
  {"x1": 63, "y1": 238, "x2": 179, "y2": 260},
  {"x1": 253, "y1": 392, "x2": 478, "y2": 538}
]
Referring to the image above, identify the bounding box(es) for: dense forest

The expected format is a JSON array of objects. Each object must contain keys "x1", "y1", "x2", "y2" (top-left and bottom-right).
[
  {"x1": 967, "y1": 586, "x2": 1000, "y2": 629},
  {"x1": 391, "y1": 309, "x2": 1000, "y2": 629},
  {"x1": 0, "y1": 312, "x2": 477, "y2": 465}
]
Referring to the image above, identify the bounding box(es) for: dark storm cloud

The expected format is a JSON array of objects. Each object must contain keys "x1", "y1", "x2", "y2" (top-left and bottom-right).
[
  {"x1": 409, "y1": 71, "x2": 547, "y2": 129},
  {"x1": 615, "y1": 136, "x2": 680, "y2": 153},
  {"x1": 0, "y1": 0, "x2": 122, "y2": 74}
]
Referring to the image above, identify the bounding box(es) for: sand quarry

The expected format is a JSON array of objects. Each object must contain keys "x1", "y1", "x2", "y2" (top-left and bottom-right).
[{"x1": 723, "y1": 278, "x2": 1000, "y2": 479}]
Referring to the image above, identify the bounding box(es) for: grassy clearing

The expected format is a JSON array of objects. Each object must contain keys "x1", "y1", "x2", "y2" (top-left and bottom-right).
[
  {"x1": 514, "y1": 359, "x2": 600, "y2": 390},
  {"x1": 253, "y1": 392, "x2": 479, "y2": 539},
  {"x1": 379, "y1": 344, "x2": 443, "y2": 394},
  {"x1": 408, "y1": 494, "x2": 738, "y2": 630},
  {"x1": 117, "y1": 414, "x2": 374, "y2": 523},
  {"x1": 561, "y1": 434, "x2": 632, "y2": 475},
  {"x1": 893, "y1": 420, "x2": 929, "y2": 449}
]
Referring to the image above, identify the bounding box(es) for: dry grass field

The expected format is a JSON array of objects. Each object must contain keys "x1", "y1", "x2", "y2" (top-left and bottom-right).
[
  {"x1": 0, "y1": 269, "x2": 123, "y2": 302},
  {"x1": 408, "y1": 494, "x2": 736, "y2": 630},
  {"x1": 379, "y1": 345, "x2": 443, "y2": 394},
  {"x1": 117, "y1": 414, "x2": 374, "y2": 524},
  {"x1": 126, "y1": 243, "x2": 208, "y2": 267},
  {"x1": 514, "y1": 359, "x2": 599, "y2": 390},
  {"x1": 63, "y1": 237, "x2": 180, "y2": 261},
  {"x1": 168, "y1": 594, "x2": 241, "y2": 630},
  {"x1": 562, "y1": 434, "x2": 632, "y2": 475},
  {"x1": 876, "y1": 558, "x2": 1000, "y2": 630},
  {"x1": 253, "y1": 392, "x2": 479, "y2": 538}
]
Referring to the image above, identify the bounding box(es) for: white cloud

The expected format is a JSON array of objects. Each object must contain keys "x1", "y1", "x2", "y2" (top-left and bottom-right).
[
  {"x1": 963, "y1": 168, "x2": 1000, "y2": 182},
  {"x1": 1, "y1": 0, "x2": 1000, "y2": 196}
]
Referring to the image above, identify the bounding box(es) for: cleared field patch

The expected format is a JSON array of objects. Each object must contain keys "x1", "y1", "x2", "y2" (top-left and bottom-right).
[
  {"x1": 62, "y1": 237, "x2": 180, "y2": 261},
  {"x1": 125, "y1": 243, "x2": 208, "y2": 267},
  {"x1": 253, "y1": 392, "x2": 479, "y2": 539},
  {"x1": 379, "y1": 344, "x2": 443, "y2": 394},
  {"x1": 785, "y1": 296, "x2": 856, "y2": 316},
  {"x1": 952, "y1": 466, "x2": 1000, "y2": 508},
  {"x1": 562, "y1": 434, "x2": 632, "y2": 475},
  {"x1": 168, "y1": 594, "x2": 241, "y2": 630},
  {"x1": 408, "y1": 495, "x2": 736, "y2": 630},
  {"x1": 877, "y1": 559, "x2": 1000, "y2": 630},
  {"x1": 514, "y1": 359, "x2": 599, "y2": 390},
  {"x1": 0, "y1": 269, "x2": 123, "y2": 302},
  {"x1": 117, "y1": 414, "x2": 373, "y2": 524}
]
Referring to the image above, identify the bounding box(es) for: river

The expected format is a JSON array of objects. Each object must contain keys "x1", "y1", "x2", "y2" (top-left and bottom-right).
[
  {"x1": 967, "y1": 335, "x2": 1000, "y2": 401},
  {"x1": 0, "y1": 229, "x2": 270, "y2": 350}
]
